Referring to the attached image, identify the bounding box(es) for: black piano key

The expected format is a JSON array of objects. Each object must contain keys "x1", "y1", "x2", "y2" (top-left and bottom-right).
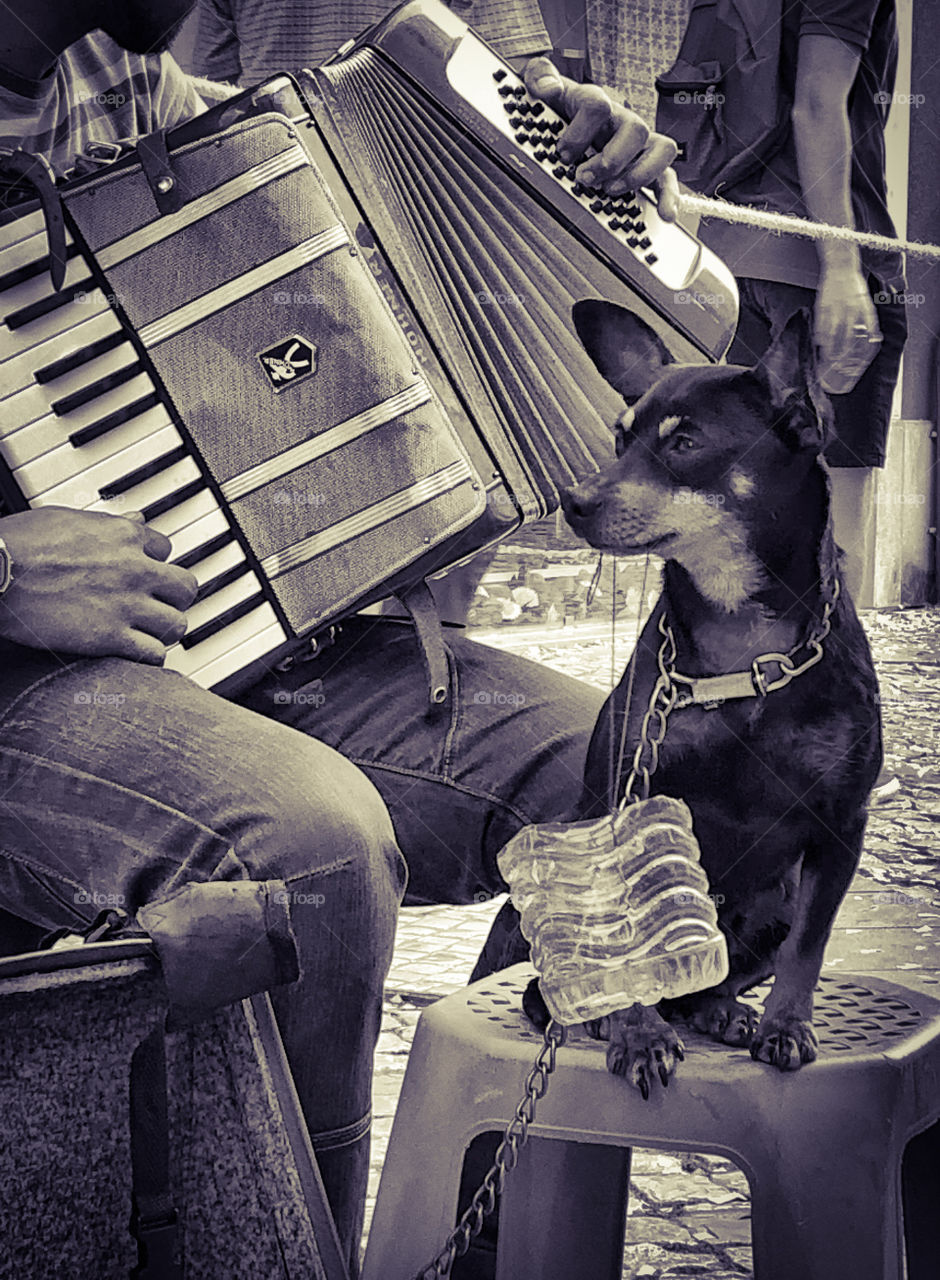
[
  {"x1": 68, "y1": 390, "x2": 161, "y2": 447},
  {"x1": 645, "y1": 253, "x2": 659, "y2": 265},
  {"x1": 98, "y1": 443, "x2": 189, "y2": 499},
  {"x1": 174, "y1": 529, "x2": 236, "y2": 571},
  {"x1": 493, "y1": 68, "x2": 508, "y2": 82},
  {"x1": 52, "y1": 361, "x2": 142, "y2": 416},
  {"x1": 0, "y1": 242, "x2": 80, "y2": 295},
  {"x1": 142, "y1": 478, "x2": 206, "y2": 522},
  {"x1": 193, "y1": 560, "x2": 251, "y2": 605},
  {"x1": 639, "y1": 236, "x2": 652, "y2": 249},
  {"x1": 5, "y1": 277, "x2": 95, "y2": 331},
  {"x1": 530, "y1": 102, "x2": 545, "y2": 116},
  {"x1": 497, "y1": 84, "x2": 513, "y2": 97},
  {"x1": 181, "y1": 591, "x2": 267, "y2": 650},
  {"x1": 35, "y1": 331, "x2": 127, "y2": 384}
]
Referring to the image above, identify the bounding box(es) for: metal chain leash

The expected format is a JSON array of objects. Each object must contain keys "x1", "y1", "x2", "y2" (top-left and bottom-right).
[
  {"x1": 411, "y1": 1021, "x2": 567, "y2": 1280},
  {"x1": 618, "y1": 611, "x2": 679, "y2": 807}
]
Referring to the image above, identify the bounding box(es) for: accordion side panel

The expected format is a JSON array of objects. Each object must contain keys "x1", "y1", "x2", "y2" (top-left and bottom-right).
[{"x1": 62, "y1": 116, "x2": 488, "y2": 637}]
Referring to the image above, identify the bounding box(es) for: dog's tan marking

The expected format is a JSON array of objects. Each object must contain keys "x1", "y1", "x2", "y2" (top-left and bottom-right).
[
  {"x1": 658, "y1": 414, "x2": 683, "y2": 440},
  {"x1": 618, "y1": 407, "x2": 635, "y2": 430},
  {"x1": 730, "y1": 470, "x2": 756, "y2": 498}
]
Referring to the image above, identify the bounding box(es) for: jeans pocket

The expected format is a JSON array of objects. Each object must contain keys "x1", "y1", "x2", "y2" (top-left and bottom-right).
[{"x1": 0, "y1": 851, "x2": 91, "y2": 930}]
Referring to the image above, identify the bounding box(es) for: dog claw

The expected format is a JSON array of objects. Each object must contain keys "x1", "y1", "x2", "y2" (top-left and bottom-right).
[
  {"x1": 675, "y1": 1043, "x2": 685, "y2": 1061},
  {"x1": 638, "y1": 1069, "x2": 650, "y2": 1101},
  {"x1": 658, "y1": 1062, "x2": 670, "y2": 1087}
]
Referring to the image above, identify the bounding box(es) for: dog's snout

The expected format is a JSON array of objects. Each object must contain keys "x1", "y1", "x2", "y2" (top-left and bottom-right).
[{"x1": 561, "y1": 485, "x2": 601, "y2": 522}]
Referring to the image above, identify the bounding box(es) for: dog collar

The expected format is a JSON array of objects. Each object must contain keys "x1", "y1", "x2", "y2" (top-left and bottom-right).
[{"x1": 668, "y1": 580, "x2": 839, "y2": 712}]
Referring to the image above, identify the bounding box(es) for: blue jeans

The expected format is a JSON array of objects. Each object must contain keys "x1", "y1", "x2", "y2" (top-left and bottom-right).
[{"x1": 0, "y1": 619, "x2": 602, "y2": 1272}]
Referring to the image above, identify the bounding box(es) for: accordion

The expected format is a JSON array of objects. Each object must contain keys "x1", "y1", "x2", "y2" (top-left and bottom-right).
[{"x1": 0, "y1": 0, "x2": 737, "y2": 695}]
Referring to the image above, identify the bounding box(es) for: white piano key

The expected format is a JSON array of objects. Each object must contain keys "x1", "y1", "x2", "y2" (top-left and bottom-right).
[
  {"x1": 0, "y1": 309, "x2": 125, "y2": 390},
  {"x1": 165, "y1": 506, "x2": 233, "y2": 561},
  {"x1": 164, "y1": 607, "x2": 285, "y2": 687},
  {"x1": 185, "y1": 538, "x2": 247, "y2": 588},
  {"x1": 147, "y1": 489, "x2": 226, "y2": 542},
  {"x1": 184, "y1": 571, "x2": 263, "y2": 635},
  {"x1": 0, "y1": 224, "x2": 65, "y2": 278},
  {"x1": 0, "y1": 255, "x2": 93, "y2": 315},
  {"x1": 8, "y1": 403, "x2": 173, "y2": 492},
  {"x1": 0, "y1": 340, "x2": 139, "y2": 428},
  {"x1": 0, "y1": 285, "x2": 115, "y2": 360},
  {"x1": 4, "y1": 374, "x2": 167, "y2": 466},
  {"x1": 27, "y1": 430, "x2": 196, "y2": 508}
]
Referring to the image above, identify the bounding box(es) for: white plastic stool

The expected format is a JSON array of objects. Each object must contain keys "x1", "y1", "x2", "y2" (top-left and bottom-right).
[{"x1": 363, "y1": 963, "x2": 940, "y2": 1280}]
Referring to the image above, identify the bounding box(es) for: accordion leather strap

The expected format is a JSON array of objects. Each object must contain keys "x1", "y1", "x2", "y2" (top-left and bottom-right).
[
  {"x1": 0, "y1": 149, "x2": 67, "y2": 288},
  {"x1": 137, "y1": 130, "x2": 185, "y2": 215},
  {"x1": 400, "y1": 581, "x2": 450, "y2": 706}
]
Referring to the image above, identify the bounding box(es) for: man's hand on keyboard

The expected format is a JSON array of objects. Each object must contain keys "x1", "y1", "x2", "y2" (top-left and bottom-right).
[
  {"x1": 524, "y1": 58, "x2": 679, "y2": 220},
  {"x1": 0, "y1": 508, "x2": 198, "y2": 663}
]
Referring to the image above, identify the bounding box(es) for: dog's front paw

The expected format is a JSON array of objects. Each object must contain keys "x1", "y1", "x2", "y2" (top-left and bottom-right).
[
  {"x1": 688, "y1": 996, "x2": 759, "y2": 1047},
  {"x1": 602, "y1": 1009, "x2": 685, "y2": 1099},
  {"x1": 750, "y1": 1015, "x2": 818, "y2": 1070}
]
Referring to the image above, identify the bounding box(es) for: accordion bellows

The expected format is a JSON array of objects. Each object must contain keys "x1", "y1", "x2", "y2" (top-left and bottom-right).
[{"x1": 497, "y1": 795, "x2": 729, "y2": 1024}]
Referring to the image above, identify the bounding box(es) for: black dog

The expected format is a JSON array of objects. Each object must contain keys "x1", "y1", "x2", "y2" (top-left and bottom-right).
[{"x1": 523, "y1": 299, "x2": 882, "y2": 1097}]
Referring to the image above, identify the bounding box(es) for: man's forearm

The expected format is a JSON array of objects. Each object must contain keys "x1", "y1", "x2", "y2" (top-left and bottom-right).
[{"x1": 791, "y1": 99, "x2": 861, "y2": 274}]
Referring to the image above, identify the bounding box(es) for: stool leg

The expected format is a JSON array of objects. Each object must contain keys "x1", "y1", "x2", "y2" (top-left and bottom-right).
[
  {"x1": 902, "y1": 1119, "x2": 940, "y2": 1280},
  {"x1": 749, "y1": 1128, "x2": 903, "y2": 1280},
  {"x1": 496, "y1": 1137, "x2": 631, "y2": 1280}
]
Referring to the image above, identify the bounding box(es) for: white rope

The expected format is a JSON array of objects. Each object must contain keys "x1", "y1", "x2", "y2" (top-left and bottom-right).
[{"x1": 676, "y1": 191, "x2": 940, "y2": 262}]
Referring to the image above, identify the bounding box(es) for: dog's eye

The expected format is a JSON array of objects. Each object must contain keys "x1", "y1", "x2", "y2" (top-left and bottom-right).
[{"x1": 669, "y1": 433, "x2": 698, "y2": 453}]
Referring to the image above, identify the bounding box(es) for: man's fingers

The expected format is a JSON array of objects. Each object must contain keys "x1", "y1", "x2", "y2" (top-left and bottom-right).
[
  {"x1": 151, "y1": 563, "x2": 199, "y2": 611},
  {"x1": 140, "y1": 524, "x2": 174, "y2": 562},
  {"x1": 608, "y1": 134, "x2": 679, "y2": 195},
  {"x1": 652, "y1": 166, "x2": 680, "y2": 221},
  {"x1": 523, "y1": 56, "x2": 567, "y2": 108}
]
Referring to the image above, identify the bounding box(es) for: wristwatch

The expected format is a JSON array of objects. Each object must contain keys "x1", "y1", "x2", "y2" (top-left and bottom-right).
[{"x1": 0, "y1": 536, "x2": 13, "y2": 595}]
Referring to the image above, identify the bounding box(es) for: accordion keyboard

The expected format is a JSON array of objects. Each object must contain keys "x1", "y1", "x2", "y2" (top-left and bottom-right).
[{"x1": 0, "y1": 214, "x2": 287, "y2": 690}]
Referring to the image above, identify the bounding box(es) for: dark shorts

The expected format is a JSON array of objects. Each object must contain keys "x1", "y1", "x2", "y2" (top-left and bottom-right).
[{"x1": 726, "y1": 276, "x2": 908, "y2": 468}]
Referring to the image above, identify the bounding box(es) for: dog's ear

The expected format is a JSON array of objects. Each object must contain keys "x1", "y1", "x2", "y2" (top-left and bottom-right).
[
  {"x1": 752, "y1": 311, "x2": 832, "y2": 453},
  {"x1": 573, "y1": 299, "x2": 672, "y2": 403}
]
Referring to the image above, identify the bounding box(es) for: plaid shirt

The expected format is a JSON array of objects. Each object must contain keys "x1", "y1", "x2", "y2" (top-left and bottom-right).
[
  {"x1": 0, "y1": 31, "x2": 204, "y2": 180},
  {"x1": 193, "y1": 0, "x2": 552, "y2": 83}
]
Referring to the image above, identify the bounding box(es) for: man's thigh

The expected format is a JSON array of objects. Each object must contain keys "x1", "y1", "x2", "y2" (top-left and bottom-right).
[
  {"x1": 0, "y1": 648, "x2": 400, "y2": 930},
  {"x1": 234, "y1": 617, "x2": 605, "y2": 905}
]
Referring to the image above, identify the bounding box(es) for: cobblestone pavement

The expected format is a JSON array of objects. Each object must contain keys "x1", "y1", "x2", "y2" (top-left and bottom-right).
[{"x1": 366, "y1": 606, "x2": 940, "y2": 1277}]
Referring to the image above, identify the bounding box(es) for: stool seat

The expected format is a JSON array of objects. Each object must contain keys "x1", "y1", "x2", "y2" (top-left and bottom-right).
[{"x1": 363, "y1": 963, "x2": 940, "y2": 1280}]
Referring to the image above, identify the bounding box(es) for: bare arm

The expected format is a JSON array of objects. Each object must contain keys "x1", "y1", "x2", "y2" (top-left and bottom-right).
[{"x1": 791, "y1": 33, "x2": 880, "y2": 376}]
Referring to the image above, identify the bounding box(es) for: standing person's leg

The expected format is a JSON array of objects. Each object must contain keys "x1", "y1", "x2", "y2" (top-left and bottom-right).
[
  {"x1": 234, "y1": 615, "x2": 607, "y2": 973},
  {"x1": 0, "y1": 647, "x2": 405, "y2": 1275}
]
